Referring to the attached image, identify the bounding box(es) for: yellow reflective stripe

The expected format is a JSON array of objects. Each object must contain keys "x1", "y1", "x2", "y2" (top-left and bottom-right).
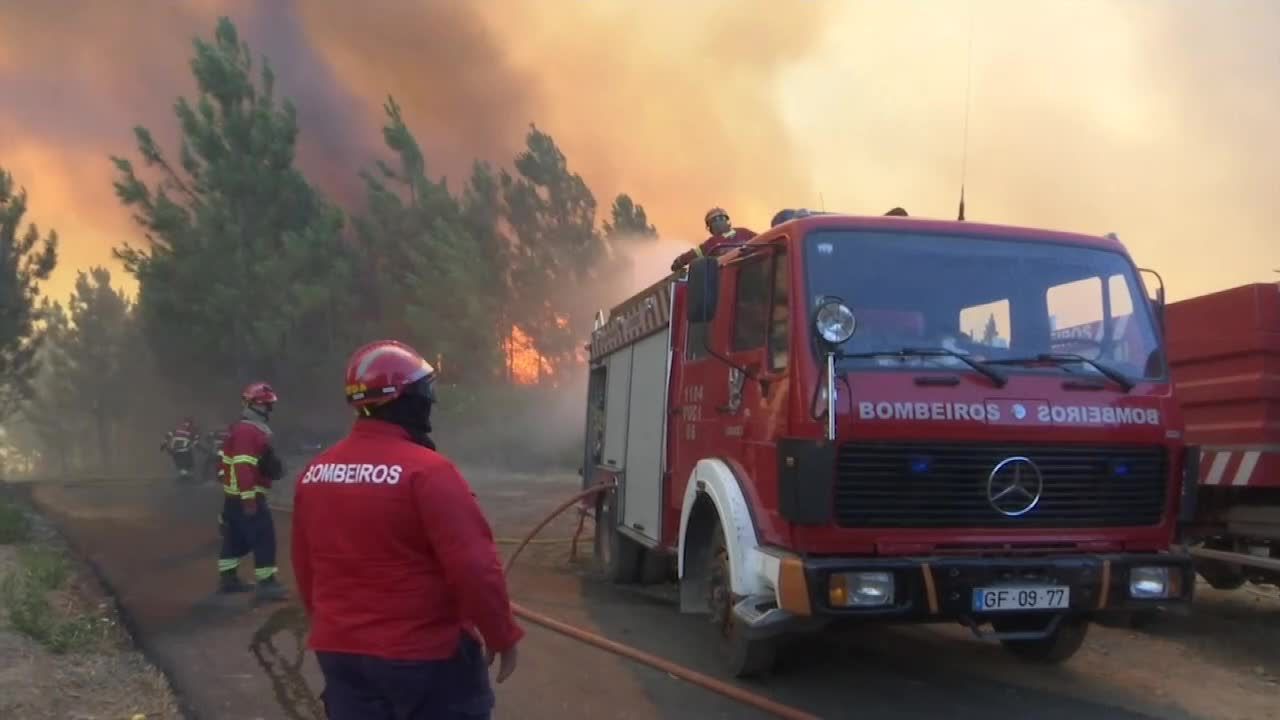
[
  {"x1": 693, "y1": 246, "x2": 704, "y2": 257},
  {"x1": 218, "y1": 559, "x2": 240, "y2": 571},
  {"x1": 226, "y1": 487, "x2": 266, "y2": 498},
  {"x1": 218, "y1": 452, "x2": 259, "y2": 494},
  {"x1": 219, "y1": 452, "x2": 258, "y2": 466},
  {"x1": 254, "y1": 567, "x2": 278, "y2": 580}
]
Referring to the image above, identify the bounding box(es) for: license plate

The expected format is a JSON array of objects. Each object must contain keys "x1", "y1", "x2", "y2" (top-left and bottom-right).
[{"x1": 972, "y1": 585, "x2": 1070, "y2": 612}]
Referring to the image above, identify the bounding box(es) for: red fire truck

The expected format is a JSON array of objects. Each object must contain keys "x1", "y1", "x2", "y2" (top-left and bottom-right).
[
  {"x1": 1164, "y1": 283, "x2": 1280, "y2": 589},
  {"x1": 582, "y1": 210, "x2": 1195, "y2": 676}
]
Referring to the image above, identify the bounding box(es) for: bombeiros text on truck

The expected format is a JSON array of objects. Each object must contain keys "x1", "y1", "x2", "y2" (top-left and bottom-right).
[{"x1": 580, "y1": 206, "x2": 1195, "y2": 676}]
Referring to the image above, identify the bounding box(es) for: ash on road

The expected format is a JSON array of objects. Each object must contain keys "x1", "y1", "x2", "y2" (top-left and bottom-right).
[{"x1": 17, "y1": 470, "x2": 1280, "y2": 720}]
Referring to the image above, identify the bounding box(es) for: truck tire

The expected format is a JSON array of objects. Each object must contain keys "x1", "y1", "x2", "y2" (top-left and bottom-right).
[
  {"x1": 594, "y1": 488, "x2": 642, "y2": 584},
  {"x1": 997, "y1": 615, "x2": 1089, "y2": 664},
  {"x1": 708, "y1": 522, "x2": 777, "y2": 678},
  {"x1": 1196, "y1": 559, "x2": 1247, "y2": 591}
]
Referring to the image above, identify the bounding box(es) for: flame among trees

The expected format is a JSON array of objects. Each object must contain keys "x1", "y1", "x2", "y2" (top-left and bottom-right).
[{"x1": 0, "y1": 16, "x2": 662, "y2": 473}]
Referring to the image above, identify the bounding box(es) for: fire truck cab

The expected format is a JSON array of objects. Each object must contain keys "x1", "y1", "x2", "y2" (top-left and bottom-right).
[{"x1": 582, "y1": 211, "x2": 1195, "y2": 676}]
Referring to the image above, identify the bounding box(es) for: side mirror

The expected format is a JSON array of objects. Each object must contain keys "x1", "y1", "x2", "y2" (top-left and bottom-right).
[
  {"x1": 685, "y1": 256, "x2": 720, "y2": 324},
  {"x1": 1139, "y1": 267, "x2": 1166, "y2": 335}
]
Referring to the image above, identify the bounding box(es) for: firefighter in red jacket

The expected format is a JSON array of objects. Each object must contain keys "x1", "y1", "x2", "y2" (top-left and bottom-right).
[
  {"x1": 216, "y1": 382, "x2": 288, "y2": 602},
  {"x1": 161, "y1": 417, "x2": 197, "y2": 483},
  {"x1": 669, "y1": 206, "x2": 758, "y2": 272},
  {"x1": 292, "y1": 340, "x2": 523, "y2": 720}
]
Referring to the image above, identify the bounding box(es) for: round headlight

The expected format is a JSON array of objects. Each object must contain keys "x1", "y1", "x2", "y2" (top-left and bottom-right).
[{"x1": 815, "y1": 301, "x2": 856, "y2": 345}]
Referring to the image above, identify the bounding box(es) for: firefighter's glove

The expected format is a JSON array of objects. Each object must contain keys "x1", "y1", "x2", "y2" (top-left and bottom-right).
[{"x1": 260, "y1": 448, "x2": 284, "y2": 483}]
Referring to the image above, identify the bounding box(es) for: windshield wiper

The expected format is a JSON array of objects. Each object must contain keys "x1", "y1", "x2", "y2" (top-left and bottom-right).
[
  {"x1": 986, "y1": 353, "x2": 1134, "y2": 392},
  {"x1": 840, "y1": 347, "x2": 1007, "y2": 388}
]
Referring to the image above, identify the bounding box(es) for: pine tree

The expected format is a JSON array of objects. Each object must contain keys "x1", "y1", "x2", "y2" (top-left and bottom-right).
[
  {"x1": 110, "y1": 17, "x2": 353, "y2": 412},
  {"x1": 0, "y1": 167, "x2": 58, "y2": 419}
]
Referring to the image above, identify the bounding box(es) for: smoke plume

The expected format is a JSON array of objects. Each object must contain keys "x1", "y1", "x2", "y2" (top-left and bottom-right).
[{"x1": 1, "y1": 0, "x2": 823, "y2": 302}]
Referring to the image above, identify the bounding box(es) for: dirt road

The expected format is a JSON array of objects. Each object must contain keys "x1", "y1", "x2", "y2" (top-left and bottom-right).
[{"x1": 19, "y1": 471, "x2": 1280, "y2": 720}]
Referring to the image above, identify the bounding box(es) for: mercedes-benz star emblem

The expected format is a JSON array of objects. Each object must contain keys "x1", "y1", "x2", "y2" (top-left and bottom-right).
[{"x1": 987, "y1": 456, "x2": 1044, "y2": 517}]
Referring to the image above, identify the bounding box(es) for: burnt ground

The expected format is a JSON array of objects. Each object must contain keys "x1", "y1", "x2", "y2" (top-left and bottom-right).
[{"x1": 14, "y1": 471, "x2": 1280, "y2": 720}]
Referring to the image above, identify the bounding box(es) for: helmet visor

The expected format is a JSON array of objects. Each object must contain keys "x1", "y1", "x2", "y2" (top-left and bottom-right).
[{"x1": 404, "y1": 372, "x2": 438, "y2": 404}]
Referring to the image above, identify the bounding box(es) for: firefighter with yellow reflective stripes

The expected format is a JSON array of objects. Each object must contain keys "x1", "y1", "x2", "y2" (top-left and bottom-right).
[
  {"x1": 668, "y1": 207, "x2": 757, "y2": 272},
  {"x1": 216, "y1": 381, "x2": 288, "y2": 602}
]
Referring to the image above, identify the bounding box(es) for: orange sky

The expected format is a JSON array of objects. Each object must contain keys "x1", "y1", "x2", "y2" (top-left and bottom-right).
[{"x1": 2, "y1": 0, "x2": 1276, "y2": 305}]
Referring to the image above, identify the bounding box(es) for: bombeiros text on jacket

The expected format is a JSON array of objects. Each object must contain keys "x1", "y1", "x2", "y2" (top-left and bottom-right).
[{"x1": 301, "y1": 463, "x2": 405, "y2": 485}]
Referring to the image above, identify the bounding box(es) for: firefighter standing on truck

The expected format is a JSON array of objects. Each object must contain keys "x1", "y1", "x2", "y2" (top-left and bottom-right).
[
  {"x1": 669, "y1": 206, "x2": 758, "y2": 271},
  {"x1": 217, "y1": 382, "x2": 288, "y2": 602},
  {"x1": 291, "y1": 340, "x2": 523, "y2": 720},
  {"x1": 161, "y1": 417, "x2": 198, "y2": 483}
]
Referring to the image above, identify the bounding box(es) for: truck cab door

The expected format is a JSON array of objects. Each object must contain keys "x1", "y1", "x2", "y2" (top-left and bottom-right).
[{"x1": 723, "y1": 250, "x2": 792, "y2": 482}]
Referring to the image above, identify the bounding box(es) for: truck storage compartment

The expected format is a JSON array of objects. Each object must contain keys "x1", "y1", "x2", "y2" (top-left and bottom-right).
[{"x1": 1165, "y1": 283, "x2": 1280, "y2": 453}]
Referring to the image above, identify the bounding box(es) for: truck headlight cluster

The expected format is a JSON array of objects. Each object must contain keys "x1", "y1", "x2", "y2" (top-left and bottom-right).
[
  {"x1": 1129, "y1": 566, "x2": 1182, "y2": 600},
  {"x1": 829, "y1": 571, "x2": 895, "y2": 607}
]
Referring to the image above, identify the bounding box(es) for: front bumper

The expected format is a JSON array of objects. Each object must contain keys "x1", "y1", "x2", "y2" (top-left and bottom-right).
[{"x1": 736, "y1": 551, "x2": 1194, "y2": 639}]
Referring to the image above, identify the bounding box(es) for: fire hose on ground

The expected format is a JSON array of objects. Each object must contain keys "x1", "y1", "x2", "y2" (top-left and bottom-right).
[
  {"x1": 270, "y1": 482, "x2": 820, "y2": 720},
  {"x1": 500, "y1": 482, "x2": 820, "y2": 720}
]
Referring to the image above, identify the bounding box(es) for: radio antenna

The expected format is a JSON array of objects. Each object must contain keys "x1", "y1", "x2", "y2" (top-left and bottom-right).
[
  {"x1": 819, "y1": 192, "x2": 825, "y2": 211},
  {"x1": 958, "y1": 1, "x2": 975, "y2": 221}
]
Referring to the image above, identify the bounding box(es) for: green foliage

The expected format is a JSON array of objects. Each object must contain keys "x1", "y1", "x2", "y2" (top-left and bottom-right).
[
  {"x1": 2, "y1": 554, "x2": 107, "y2": 654},
  {"x1": 15, "y1": 15, "x2": 671, "y2": 470},
  {"x1": 0, "y1": 168, "x2": 59, "y2": 420},
  {"x1": 111, "y1": 16, "x2": 354, "y2": 414},
  {"x1": 354, "y1": 98, "x2": 505, "y2": 383},
  {"x1": 603, "y1": 194, "x2": 657, "y2": 241},
  {"x1": 16, "y1": 545, "x2": 70, "y2": 590},
  {"x1": 501, "y1": 125, "x2": 608, "y2": 373},
  {"x1": 0, "y1": 495, "x2": 31, "y2": 544},
  {"x1": 11, "y1": 269, "x2": 156, "y2": 475}
]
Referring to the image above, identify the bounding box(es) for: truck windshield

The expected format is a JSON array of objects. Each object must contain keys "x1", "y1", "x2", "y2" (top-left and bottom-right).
[{"x1": 803, "y1": 230, "x2": 1164, "y2": 381}]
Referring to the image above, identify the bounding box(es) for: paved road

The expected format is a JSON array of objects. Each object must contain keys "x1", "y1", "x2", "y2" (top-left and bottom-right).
[{"x1": 21, "y1": 475, "x2": 1200, "y2": 720}]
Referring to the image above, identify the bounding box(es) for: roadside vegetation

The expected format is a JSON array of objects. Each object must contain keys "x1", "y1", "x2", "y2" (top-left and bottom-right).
[{"x1": 0, "y1": 491, "x2": 181, "y2": 718}]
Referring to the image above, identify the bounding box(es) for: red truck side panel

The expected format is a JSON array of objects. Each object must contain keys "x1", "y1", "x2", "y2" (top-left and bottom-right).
[{"x1": 1166, "y1": 283, "x2": 1280, "y2": 488}]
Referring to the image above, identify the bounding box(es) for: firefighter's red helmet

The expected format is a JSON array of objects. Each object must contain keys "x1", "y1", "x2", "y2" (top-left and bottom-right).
[
  {"x1": 242, "y1": 382, "x2": 278, "y2": 406},
  {"x1": 344, "y1": 340, "x2": 436, "y2": 408},
  {"x1": 704, "y1": 206, "x2": 729, "y2": 229}
]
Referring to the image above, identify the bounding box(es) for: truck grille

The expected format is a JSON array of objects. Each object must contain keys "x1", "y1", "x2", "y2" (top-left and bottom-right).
[{"x1": 833, "y1": 442, "x2": 1167, "y2": 529}]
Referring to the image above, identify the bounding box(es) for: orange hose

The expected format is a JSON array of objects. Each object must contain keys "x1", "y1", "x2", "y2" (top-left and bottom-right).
[
  {"x1": 505, "y1": 481, "x2": 822, "y2": 720},
  {"x1": 503, "y1": 481, "x2": 614, "y2": 574},
  {"x1": 511, "y1": 602, "x2": 820, "y2": 720}
]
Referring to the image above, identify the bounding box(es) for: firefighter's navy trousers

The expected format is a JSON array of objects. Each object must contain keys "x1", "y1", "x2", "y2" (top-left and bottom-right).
[
  {"x1": 317, "y1": 633, "x2": 494, "y2": 720},
  {"x1": 218, "y1": 494, "x2": 277, "y2": 581}
]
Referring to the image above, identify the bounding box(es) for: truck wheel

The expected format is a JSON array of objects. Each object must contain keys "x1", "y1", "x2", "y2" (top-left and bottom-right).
[
  {"x1": 997, "y1": 616, "x2": 1089, "y2": 664},
  {"x1": 593, "y1": 488, "x2": 642, "y2": 584},
  {"x1": 708, "y1": 523, "x2": 777, "y2": 678},
  {"x1": 1196, "y1": 559, "x2": 1247, "y2": 591}
]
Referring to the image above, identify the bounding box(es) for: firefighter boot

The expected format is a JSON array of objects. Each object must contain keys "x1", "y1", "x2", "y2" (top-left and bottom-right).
[
  {"x1": 254, "y1": 576, "x2": 288, "y2": 603},
  {"x1": 218, "y1": 570, "x2": 252, "y2": 594}
]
